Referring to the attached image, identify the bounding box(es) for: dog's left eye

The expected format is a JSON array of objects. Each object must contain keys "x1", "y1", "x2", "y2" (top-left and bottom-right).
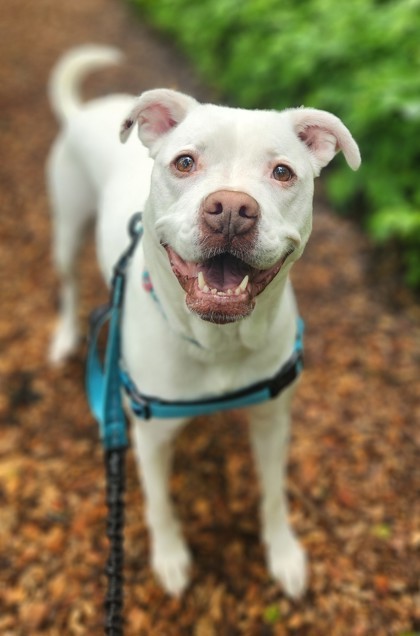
[
  {"x1": 174, "y1": 155, "x2": 195, "y2": 173},
  {"x1": 272, "y1": 164, "x2": 294, "y2": 182}
]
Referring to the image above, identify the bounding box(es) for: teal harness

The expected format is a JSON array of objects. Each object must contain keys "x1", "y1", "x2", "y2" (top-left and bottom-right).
[{"x1": 86, "y1": 213, "x2": 304, "y2": 450}]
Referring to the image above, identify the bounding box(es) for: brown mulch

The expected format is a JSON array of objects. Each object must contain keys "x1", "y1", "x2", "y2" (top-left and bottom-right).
[{"x1": 0, "y1": 1, "x2": 419, "y2": 634}]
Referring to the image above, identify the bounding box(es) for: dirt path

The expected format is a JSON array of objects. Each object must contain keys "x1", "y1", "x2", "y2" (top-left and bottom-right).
[{"x1": 0, "y1": 1, "x2": 419, "y2": 635}]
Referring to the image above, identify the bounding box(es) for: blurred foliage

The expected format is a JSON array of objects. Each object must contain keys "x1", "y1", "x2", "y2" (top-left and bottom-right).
[{"x1": 131, "y1": 0, "x2": 420, "y2": 286}]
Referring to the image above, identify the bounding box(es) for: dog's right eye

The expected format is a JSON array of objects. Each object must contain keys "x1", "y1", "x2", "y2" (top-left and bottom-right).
[
  {"x1": 174, "y1": 155, "x2": 195, "y2": 173},
  {"x1": 272, "y1": 164, "x2": 294, "y2": 182}
]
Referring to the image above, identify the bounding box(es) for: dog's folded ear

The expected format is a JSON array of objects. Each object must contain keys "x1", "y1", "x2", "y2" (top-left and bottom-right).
[
  {"x1": 120, "y1": 89, "x2": 199, "y2": 151},
  {"x1": 289, "y1": 108, "x2": 361, "y2": 175}
]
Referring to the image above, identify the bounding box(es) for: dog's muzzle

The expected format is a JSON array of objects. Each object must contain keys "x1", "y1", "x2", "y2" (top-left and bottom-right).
[{"x1": 163, "y1": 190, "x2": 288, "y2": 324}]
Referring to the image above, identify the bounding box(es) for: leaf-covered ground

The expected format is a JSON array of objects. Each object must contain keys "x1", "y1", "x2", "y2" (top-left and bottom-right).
[{"x1": 0, "y1": 1, "x2": 419, "y2": 634}]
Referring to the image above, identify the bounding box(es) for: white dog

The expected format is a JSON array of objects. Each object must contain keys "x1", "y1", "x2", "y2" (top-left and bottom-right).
[{"x1": 47, "y1": 46, "x2": 360, "y2": 598}]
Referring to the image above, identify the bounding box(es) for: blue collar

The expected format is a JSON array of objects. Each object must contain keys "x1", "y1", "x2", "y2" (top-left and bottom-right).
[{"x1": 86, "y1": 213, "x2": 304, "y2": 448}]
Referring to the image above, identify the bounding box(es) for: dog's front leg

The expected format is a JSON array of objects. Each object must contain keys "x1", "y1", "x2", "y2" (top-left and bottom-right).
[
  {"x1": 131, "y1": 417, "x2": 191, "y2": 596},
  {"x1": 248, "y1": 389, "x2": 307, "y2": 599}
]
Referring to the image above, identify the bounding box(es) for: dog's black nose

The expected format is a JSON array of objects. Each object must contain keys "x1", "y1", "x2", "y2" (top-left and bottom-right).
[{"x1": 202, "y1": 190, "x2": 260, "y2": 238}]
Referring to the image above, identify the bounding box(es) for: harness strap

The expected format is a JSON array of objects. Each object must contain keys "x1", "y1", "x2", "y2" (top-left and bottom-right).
[
  {"x1": 120, "y1": 318, "x2": 304, "y2": 420},
  {"x1": 86, "y1": 213, "x2": 143, "y2": 450}
]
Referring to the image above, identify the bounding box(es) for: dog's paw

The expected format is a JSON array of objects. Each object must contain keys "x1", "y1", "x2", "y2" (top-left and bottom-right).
[
  {"x1": 152, "y1": 535, "x2": 192, "y2": 597},
  {"x1": 48, "y1": 321, "x2": 79, "y2": 366},
  {"x1": 267, "y1": 531, "x2": 307, "y2": 600}
]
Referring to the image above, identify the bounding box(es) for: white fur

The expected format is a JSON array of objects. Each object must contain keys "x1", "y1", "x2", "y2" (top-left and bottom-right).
[{"x1": 47, "y1": 46, "x2": 360, "y2": 597}]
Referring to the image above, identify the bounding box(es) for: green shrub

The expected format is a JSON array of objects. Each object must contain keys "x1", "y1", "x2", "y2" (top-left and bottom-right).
[{"x1": 130, "y1": 0, "x2": 420, "y2": 286}]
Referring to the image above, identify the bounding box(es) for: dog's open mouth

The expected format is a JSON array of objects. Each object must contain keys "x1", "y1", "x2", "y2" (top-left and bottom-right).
[{"x1": 164, "y1": 246, "x2": 286, "y2": 324}]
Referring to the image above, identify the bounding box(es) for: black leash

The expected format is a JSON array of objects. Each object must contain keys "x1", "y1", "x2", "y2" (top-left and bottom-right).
[
  {"x1": 104, "y1": 448, "x2": 126, "y2": 636},
  {"x1": 86, "y1": 213, "x2": 144, "y2": 635}
]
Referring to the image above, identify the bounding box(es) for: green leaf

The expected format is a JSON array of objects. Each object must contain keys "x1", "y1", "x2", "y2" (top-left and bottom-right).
[
  {"x1": 371, "y1": 524, "x2": 392, "y2": 540},
  {"x1": 263, "y1": 604, "x2": 282, "y2": 624},
  {"x1": 368, "y1": 207, "x2": 420, "y2": 242}
]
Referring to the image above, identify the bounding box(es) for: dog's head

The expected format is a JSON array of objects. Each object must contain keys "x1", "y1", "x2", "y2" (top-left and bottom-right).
[{"x1": 121, "y1": 90, "x2": 360, "y2": 324}]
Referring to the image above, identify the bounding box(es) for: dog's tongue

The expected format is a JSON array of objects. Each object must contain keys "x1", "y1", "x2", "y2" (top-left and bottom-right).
[{"x1": 200, "y1": 254, "x2": 250, "y2": 291}]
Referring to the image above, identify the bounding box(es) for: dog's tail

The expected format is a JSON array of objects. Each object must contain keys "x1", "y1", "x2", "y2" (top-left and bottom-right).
[{"x1": 48, "y1": 45, "x2": 124, "y2": 125}]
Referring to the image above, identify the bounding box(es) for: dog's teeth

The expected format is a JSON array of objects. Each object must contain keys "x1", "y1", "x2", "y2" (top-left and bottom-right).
[
  {"x1": 211, "y1": 288, "x2": 217, "y2": 295},
  {"x1": 217, "y1": 291, "x2": 225, "y2": 296},
  {"x1": 239, "y1": 275, "x2": 249, "y2": 292},
  {"x1": 233, "y1": 275, "x2": 249, "y2": 295},
  {"x1": 203, "y1": 285, "x2": 210, "y2": 293},
  {"x1": 198, "y1": 271, "x2": 206, "y2": 290},
  {"x1": 227, "y1": 289, "x2": 233, "y2": 295}
]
